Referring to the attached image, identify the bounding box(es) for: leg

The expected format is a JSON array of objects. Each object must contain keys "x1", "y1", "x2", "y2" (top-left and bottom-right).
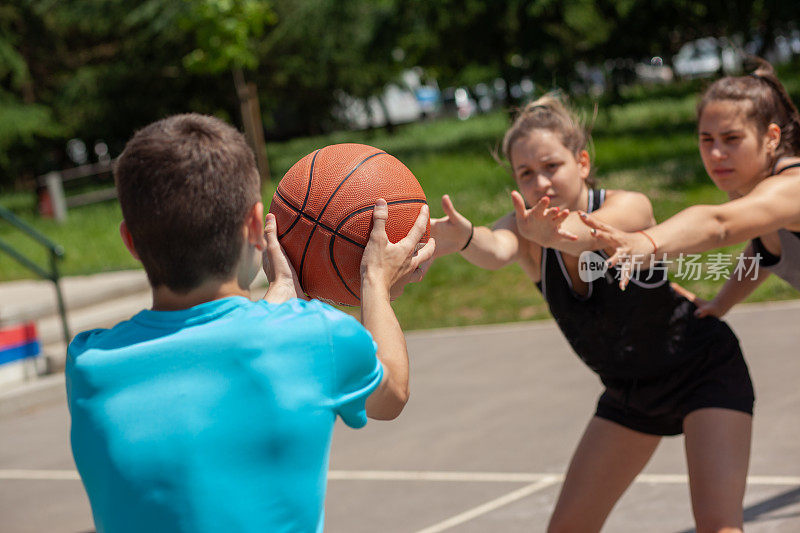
[
  {"x1": 547, "y1": 416, "x2": 661, "y2": 533},
  {"x1": 684, "y1": 408, "x2": 752, "y2": 533}
]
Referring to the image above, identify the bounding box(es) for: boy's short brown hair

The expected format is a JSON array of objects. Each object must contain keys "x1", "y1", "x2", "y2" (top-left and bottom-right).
[{"x1": 115, "y1": 113, "x2": 260, "y2": 292}]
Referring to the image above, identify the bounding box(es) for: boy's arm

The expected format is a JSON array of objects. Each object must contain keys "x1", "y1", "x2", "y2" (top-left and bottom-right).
[
  {"x1": 431, "y1": 194, "x2": 522, "y2": 270},
  {"x1": 361, "y1": 200, "x2": 435, "y2": 420}
]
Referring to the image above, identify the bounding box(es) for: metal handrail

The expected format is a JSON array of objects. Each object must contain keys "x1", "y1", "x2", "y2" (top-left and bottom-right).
[{"x1": 0, "y1": 204, "x2": 70, "y2": 349}]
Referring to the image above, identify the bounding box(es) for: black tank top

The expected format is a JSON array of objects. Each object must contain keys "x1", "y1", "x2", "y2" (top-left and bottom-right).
[
  {"x1": 535, "y1": 189, "x2": 711, "y2": 380},
  {"x1": 751, "y1": 162, "x2": 800, "y2": 280}
]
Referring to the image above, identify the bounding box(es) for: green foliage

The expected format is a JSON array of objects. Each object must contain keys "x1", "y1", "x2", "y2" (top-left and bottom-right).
[{"x1": 177, "y1": 0, "x2": 276, "y2": 73}]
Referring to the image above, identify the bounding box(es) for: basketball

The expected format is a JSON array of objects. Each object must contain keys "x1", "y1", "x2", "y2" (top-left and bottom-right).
[{"x1": 268, "y1": 143, "x2": 429, "y2": 306}]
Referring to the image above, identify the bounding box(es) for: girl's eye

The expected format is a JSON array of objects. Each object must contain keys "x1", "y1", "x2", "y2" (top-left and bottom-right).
[
  {"x1": 725, "y1": 136, "x2": 740, "y2": 142},
  {"x1": 546, "y1": 163, "x2": 560, "y2": 171},
  {"x1": 700, "y1": 137, "x2": 713, "y2": 144}
]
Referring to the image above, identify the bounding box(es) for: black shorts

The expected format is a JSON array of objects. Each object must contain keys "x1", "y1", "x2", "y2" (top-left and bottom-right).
[{"x1": 595, "y1": 320, "x2": 754, "y2": 436}]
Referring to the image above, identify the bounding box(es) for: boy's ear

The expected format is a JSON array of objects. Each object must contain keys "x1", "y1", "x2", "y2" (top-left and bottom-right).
[
  {"x1": 245, "y1": 201, "x2": 267, "y2": 251},
  {"x1": 577, "y1": 150, "x2": 591, "y2": 180},
  {"x1": 119, "y1": 220, "x2": 140, "y2": 261}
]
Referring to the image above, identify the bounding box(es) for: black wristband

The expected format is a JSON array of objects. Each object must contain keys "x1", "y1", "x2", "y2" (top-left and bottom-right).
[{"x1": 460, "y1": 223, "x2": 474, "y2": 251}]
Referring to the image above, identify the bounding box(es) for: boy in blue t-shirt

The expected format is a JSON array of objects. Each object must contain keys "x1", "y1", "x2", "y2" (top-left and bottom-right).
[{"x1": 66, "y1": 114, "x2": 435, "y2": 533}]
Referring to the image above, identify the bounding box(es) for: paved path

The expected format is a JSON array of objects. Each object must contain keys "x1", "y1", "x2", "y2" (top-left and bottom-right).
[{"x1": 1, "y1": 301, "x2": 799, "y2": 532}]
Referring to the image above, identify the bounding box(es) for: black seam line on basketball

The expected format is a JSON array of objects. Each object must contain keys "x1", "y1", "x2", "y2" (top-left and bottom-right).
[
  {"x1": 330, "y1": 199, "x2": 428, "y2": 301},
  {"x1": 274, "y1": 190, "x2": 365, "y2": 249},
  {"x1": 314, "y1": 151, "x2": 386, "y2": 224},
  {"x1": 335, "y1": 199, "x2": 428, "y2": 232},
  {"x1": 278, "y1": 149, "x2": 321, "y2": 240},
  {"x1": 329, "y1": 236, "x2": 360, "y2": 302},
  {"x1": 297, "y1": 223, "x2": 317, "y2": 291}
]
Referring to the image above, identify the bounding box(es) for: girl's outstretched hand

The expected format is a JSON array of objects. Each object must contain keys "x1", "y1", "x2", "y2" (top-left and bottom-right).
[
  {"x1": 430, "y1": 194, "x2": 473, "y2": 257},
  {"x1": 511, "y1": 191, "x2": 578, "y2": 246},
  {"x1": 578, "y1": 212, "x2": 655, "y2": 290}
]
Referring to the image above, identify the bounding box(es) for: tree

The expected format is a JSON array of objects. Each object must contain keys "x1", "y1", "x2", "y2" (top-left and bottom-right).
[{"x1": 0, "y1": 3, "x2": 63, "y2": 185}]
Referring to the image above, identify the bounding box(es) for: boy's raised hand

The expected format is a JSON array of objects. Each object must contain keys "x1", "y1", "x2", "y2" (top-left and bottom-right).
[
  {"x1": 430, "y1": 194, "x2": 472, "y2": 257},
  {"x1": 361, "y1": 199, "x2": 436, "y2": 300},
  {"x1": 511, "y1": 190, "x2": 578, "y2": 246},
  {"x1": 262, "y1": 213, "x2": 307, "y2": 303}
]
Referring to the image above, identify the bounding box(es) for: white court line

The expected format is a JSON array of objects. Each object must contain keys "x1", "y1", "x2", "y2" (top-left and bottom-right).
[
  {"x1": 413, "y1": 476, "x2": 561, "y2": 533},
  {"x1": 0, "y1": 469, "x2": 80, "y2": 480},
  {"x1": 328, "y1": 470, "x2": 800, "y2": 487},
  {"x1": 328, "y1": 470, "x2": 554, "y2": 482},
  {"x1": 2, "y1": 469, "x2": 800, "y2": 486}
]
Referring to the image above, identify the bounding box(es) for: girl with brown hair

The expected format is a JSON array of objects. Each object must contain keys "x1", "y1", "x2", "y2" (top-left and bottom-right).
[
  {"x1": 582, "y1": 59, "x2": 800, "y2": 315},
  {"x1": 431, "y1": 93, "x2": 753, "y2": 532}
]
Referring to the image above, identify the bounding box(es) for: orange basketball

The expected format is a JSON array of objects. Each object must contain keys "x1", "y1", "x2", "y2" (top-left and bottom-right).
[{"x1": 268, "y1": 143, "x2": 429, "y2": 306}]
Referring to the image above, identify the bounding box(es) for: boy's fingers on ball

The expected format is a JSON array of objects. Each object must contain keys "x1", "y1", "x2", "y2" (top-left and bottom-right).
[
  {"x1": 414, "y1": 238, "x2": 436, "y2": 264},
  {"x1": 402, "y1": 204, "x2": 430, "y2": 247},
  {"x1": 370, "y1": 199, "x2": 389, "y2": 238}
]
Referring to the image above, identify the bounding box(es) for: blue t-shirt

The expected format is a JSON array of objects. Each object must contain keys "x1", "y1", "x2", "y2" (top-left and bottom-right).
[{"x1": 66, "y1": 297, "x2": 382, "y2": 533}]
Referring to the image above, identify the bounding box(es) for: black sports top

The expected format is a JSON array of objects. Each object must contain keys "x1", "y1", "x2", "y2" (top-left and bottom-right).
[
  {"x1": 750, "y1": 162, "x2": 800, "y2": 290},
  {"x1": 535, "y1": 189, "x2": 715, "y2": 380}
]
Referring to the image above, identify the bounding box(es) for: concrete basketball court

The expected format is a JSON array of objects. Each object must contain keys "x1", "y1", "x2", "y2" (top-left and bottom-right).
[{"x1": 1, "y1": 301, "x2": 799, "y2": 532}]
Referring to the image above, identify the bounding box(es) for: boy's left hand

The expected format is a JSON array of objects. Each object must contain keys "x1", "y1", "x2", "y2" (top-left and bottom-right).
[
  {"x1": 511, "y1": 191, "x2": 578, "y2": 246},
  {"x1": 262, "y1": 213, "x2": 307, "y2": 303}
]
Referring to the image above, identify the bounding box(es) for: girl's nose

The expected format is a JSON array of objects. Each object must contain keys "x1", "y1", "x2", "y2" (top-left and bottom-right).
[
  {"x1": 535, "y1": 174, "x2": 552, "y2": 191},
  {"x1": 710, "y1": 143, "x2": 726, "y2": 161}
]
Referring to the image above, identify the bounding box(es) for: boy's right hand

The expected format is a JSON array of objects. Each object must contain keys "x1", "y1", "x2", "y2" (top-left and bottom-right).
[
  {"x1": 430, "y1": 194, "x2": 472, "y2": 257},
  {"x1": 263, "y1": 213, "x2": 307, "y2": 303},
  {"x1": 360, "y1": 199, "x2": 436, "y2": 300}
]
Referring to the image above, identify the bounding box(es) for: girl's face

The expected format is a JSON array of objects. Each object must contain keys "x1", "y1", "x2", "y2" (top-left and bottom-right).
[
  {"x1": 698, "y1": 100, "x2": 778, "y2": 196},
  {"x1": 510, "y1": 129, "x2": 590, "y2": 211}
]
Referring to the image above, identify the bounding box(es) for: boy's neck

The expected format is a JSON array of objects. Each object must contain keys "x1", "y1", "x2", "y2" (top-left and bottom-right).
[{"x1": 151, "y1": 278, "x2": 250, "y2": 311}]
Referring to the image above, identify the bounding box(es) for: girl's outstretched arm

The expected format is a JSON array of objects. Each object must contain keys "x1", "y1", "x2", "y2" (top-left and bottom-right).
[
  {"x1": 514, "y1": 189, "x2": 655, "y2": 257},
  {"x1": 582, "y1": 170, "x2": 800, "y2": 266},
  {"x1": 692, "y1": 243, "x2": 772, "y2": 318},
  {"x1": 431, "y1": 194, "x2": 522, "y2": 270}
]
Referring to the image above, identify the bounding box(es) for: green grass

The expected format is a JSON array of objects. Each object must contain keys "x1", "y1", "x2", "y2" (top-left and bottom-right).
[{"x1": 2, "y1": 73, "x2": 799, "y2": 330}]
